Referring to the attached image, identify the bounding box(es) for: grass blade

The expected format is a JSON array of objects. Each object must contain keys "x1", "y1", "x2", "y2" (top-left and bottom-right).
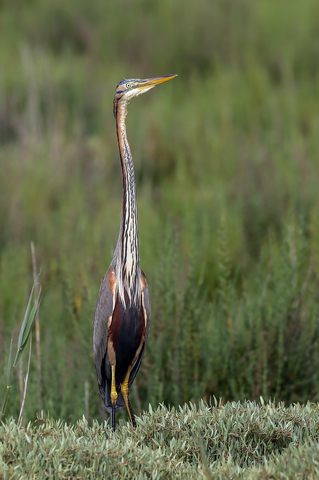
[
  {"x1": 1, "y1": 281, "x2": 41, "y2": 422},
  {"x1": 13, "y1": 283, "x2": 41, "y2": 368},
  {"x1": 17, "y1": 337, "x2": 32, "y2": 427}
]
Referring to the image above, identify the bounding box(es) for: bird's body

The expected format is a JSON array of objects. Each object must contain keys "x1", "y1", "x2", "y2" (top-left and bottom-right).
[{"x1": 93, "y1": 75, "x2": 176, "y2": 431}]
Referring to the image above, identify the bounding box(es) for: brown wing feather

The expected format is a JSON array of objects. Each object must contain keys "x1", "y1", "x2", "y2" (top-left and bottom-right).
[
  {"x1": 128, "y1": 270, "x2": 151, "y2": 388},
  {"x1": 93, "y1": 267, "x2": 116, "y2": 400}
]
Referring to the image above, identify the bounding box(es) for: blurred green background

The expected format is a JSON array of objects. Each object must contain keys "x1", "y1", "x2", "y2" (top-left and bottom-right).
[{"x1": 1, "y1": 0, "x2": 319, "y2": 424}]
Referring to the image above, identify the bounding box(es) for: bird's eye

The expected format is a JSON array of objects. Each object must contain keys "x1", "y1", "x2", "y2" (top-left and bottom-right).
[{"x1": 126, "y1": 83, "x2": 132, "y2": 89}]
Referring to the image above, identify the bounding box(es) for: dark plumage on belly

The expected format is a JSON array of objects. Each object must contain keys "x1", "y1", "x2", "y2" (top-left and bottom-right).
[{"x1": 109, "y1": 291, "x2": 145, "y2": 386}]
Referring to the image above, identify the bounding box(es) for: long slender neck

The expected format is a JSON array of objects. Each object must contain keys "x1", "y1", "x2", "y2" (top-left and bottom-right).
[{"x1": 114, "y1": 100, "x2": 141, "y2": 308}]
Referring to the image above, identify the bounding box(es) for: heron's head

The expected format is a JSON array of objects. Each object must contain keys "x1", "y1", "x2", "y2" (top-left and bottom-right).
[{"x1": 113, "y1": 75, "x2": 177, "y2": 118}]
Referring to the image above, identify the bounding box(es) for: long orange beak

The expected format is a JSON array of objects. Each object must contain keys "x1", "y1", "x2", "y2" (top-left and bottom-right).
[{"x1": 137, "y1": 75, "x2": 177, "y2": 90}]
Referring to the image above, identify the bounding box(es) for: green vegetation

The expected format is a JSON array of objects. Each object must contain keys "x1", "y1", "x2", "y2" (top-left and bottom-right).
[
  {"x1": 0, "y1": 282, "x2": 41, "y2": 423},
  {"x1": 1, "y1": 401, "x2": 319, "y2": 479},
  {"x1": 1, "y1": 0, "x2": 319, "y2": 429}
]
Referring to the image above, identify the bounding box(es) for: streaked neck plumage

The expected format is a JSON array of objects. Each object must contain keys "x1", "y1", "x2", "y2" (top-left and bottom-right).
[{"x1": 114, "y1": 96, "x2": 141, "y2": 309}]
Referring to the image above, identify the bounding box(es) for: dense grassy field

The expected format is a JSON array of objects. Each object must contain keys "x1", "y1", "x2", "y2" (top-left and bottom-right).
[
  {"x1": 1, "y1": 0, "x2": 319, "y2": 426},
  {"x1": 1, "y1": 401, "x2": 319, "y2": 479}
]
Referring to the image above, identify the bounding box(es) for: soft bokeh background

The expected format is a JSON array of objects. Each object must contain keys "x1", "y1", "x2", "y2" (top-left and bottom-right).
[{"x1": 1, "y1": 0, "x2": 319, "y2": 423}]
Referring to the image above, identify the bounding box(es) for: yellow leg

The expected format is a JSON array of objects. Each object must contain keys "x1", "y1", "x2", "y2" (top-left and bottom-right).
[
  {"x1": 110, "y1": 365, "x2": 117, "y2": 432},
  {"x1": 111, "y1": 365, "x2": 117, "y2": 404},
  {"x1": 121, "y1": 366, "x2": 136, "y2": 427}
]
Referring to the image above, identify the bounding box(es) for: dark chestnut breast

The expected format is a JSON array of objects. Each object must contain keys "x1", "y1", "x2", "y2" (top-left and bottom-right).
[{"x1": 109, "y1": 291, "x2": 145, "y2": 386}]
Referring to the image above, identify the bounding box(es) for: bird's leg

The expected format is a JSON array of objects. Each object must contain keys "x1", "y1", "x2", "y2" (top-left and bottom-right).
[
  {"x1": 111, "y1": 365, "x2": 117, "y2": 432},
  {"x1": 111, "y1": 404, "x2": 115, "y2": 432},
  {"x1": 126, "y1": 396, "x2": 137, "y2": 428},
  {"x1": 121, "y1": 366, "x2": 137, "y2": 428}
]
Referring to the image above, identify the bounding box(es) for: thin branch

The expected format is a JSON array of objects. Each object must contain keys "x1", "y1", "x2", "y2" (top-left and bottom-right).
[
  {"x1": 31, "y1": 241, "x2": 42, "y2": 413},
  {"x1": 18, "y1": 337, "x2": 32, "y2": 427}
]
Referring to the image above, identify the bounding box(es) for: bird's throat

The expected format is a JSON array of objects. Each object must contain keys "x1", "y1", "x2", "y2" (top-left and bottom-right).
[{"x1": 116, "y1": 112, "x2": 141, "y2": 309}]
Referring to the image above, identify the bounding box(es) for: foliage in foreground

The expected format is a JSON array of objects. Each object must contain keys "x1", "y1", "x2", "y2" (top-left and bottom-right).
[{"x1": 1, "y1": 400, "x2": 319, "y2": 479}]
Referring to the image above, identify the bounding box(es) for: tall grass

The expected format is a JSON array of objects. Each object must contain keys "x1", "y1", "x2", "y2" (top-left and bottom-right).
[
  {"x1": 0, "y1": 0, "x2": 319, "y2": 423},
  {"x1": 0, "y1": 282, "x2": 41, "y2": 423}
]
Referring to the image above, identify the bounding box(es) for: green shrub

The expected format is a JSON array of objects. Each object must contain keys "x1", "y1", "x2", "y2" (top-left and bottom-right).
[{"x1": 1, "y1": 400, "x2": 319, "y2": 479}]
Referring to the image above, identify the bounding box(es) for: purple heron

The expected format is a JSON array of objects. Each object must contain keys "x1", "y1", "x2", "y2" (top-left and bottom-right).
[{"x1": 93, "y1": 75, "x2": 177, "y2": 431}]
